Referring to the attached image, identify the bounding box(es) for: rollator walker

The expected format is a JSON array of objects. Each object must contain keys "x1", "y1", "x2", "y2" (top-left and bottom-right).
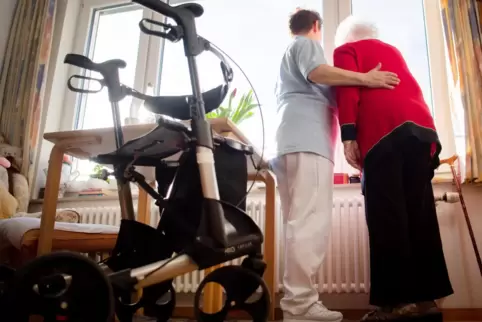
[{"x1": 1, "y1": 0, "x2": 271, "y2": 321}]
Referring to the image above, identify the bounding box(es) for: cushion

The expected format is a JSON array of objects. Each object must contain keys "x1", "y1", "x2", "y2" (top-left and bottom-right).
[{"x1": 0, "y1": 217, "x2": 119, "y2": 249}]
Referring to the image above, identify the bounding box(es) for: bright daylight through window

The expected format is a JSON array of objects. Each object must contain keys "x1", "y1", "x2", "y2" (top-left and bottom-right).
[
  {"x1": 71, "y1": 5, "x2": 146, "y2": 178},
  {"x1": 65, "y1": 0, "x2": 454, "y2": 179},
  {"x1": 351, "y1": 0, "x2": 433, "y2": 113},
  {"x1": 77, "y1": 7, "x2": 144, "y2": 130},
  {"x1": 159, "y1": 0, "x2": 323, "y2": 160}
]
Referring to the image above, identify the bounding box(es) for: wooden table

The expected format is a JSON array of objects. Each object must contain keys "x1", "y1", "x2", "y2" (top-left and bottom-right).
[{"x1": 40, "y1": 117, "x2": 277, "y2": 319}]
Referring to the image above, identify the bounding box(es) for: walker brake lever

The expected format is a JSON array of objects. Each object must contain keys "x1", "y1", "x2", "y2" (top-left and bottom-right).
[
  {"x1": 139, "y1": 18, "x2": 183, "y2": 42},
  {"x1": 67, "y1": 75, "x2": 105, "y2": 94}
]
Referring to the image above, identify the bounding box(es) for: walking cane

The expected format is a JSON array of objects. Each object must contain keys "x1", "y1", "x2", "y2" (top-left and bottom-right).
[{"x1": 440, "y1": 155, "x2": 482, "y2": 277}]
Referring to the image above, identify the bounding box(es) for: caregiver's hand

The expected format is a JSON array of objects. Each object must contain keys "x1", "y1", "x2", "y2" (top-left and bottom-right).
[
  {"x1": 343, "y1": 140, "x2": 362, "y2": 170},
  {"x1": 362, "y1": 63, "x2": 400, "y2": 89}
]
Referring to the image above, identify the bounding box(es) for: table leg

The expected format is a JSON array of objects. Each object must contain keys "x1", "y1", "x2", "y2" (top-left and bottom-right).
[
  {"x1": 202, "y1": 265, "x2": 224, "y2": 314},
  {"x1": 212, "y1": 264, "x2": 224, "y2": 310},
  {"x1": 261, "y1": 170, "x2": 277, "y2": 320},
  {"x1": 136, "y1": 181, "x2": 153, "y2": 317},
  {"x1": 37, "y1": 145, "x2": 64, "y2": 256}
]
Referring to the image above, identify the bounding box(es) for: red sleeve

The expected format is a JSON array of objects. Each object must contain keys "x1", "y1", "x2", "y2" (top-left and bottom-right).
[{"x1": 333, "y1": 45, "x2": 360, "y2": 141}]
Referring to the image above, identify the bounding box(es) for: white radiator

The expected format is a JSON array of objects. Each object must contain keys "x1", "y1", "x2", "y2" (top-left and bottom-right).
[
  {"x1": 77, "y1": 207, "x2": 123, "y2": 226},
  {"x1": 319, "y1": 197, "x2": 370, "y2": 294},
  {"x1": 75, "y1": 197, "x2": 370, "y2": 295},
  {"x1": 276, "y1": 197, "x2": 370, "y2": 294}
]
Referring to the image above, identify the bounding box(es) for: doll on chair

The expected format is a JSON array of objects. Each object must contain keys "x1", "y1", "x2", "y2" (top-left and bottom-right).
[{"x1": 0, "y1": 157, "x2": 18, "y2": 220}]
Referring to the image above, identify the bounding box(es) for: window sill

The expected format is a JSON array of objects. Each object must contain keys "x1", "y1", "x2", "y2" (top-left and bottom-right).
[
  {"x1": 29, "y1": 176, "x2": 453, "y2": 206},
  {"x1": 30, "y1": 194, "x2": 139, "y2": 205}
]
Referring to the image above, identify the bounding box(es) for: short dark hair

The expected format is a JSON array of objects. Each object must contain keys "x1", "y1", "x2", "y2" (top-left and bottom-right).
[{"x1": 289, "y1": 9, "x2": 322, "y2": 35}]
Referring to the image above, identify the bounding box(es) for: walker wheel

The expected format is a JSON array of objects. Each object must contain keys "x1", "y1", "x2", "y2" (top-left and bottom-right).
[
  {"x1": 114, "y1": 282, "x2": 176, "y2": 322},
  {"x1": 143, "y1": 282, "x2": 176, "y2": 322},
  {"x1": 4, "y1": 251, "x2": 114, "y2": 322},
  {"x1": 194, "y1": 265, "x2": 270, "y2": 322},
  {"x1": 0, "y1": 265, "x2": 15, "y2": 310}
]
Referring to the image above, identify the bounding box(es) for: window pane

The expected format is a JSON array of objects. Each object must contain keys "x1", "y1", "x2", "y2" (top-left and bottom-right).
[
  {"x1": 451, "y1": 90, "x2": 465, "y2": 137},
  {"x1": 351, "y1": 0, "x2": 434, "y2": 113},
  {"x1": 75, "y1": 6, "x2": 144, "y2": 179},
  {"x1": 159, "y1": 0, "x2": 323, "y2": 158},
  {"x1": 455, "y1": 136, "x2": 466, "y2": 162},
  {"x1": 78, "y1": 7, "x2": 144, "y2": 130}
]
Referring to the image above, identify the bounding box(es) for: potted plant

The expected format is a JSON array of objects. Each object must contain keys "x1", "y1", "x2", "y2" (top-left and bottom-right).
[
  {"x1": 90, "y1": 164, "x2": 110, "y2": 183},
  {"x1": 206, "y1": 88, "x2": 258, "y2": 125}
]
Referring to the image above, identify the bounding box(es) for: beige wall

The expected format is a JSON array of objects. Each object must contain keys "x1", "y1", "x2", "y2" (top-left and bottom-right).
[{"x1": 434, "y1": 183, "x2": 482, "y2": 309}]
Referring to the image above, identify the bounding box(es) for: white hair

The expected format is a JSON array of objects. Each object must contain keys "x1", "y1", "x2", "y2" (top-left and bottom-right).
[{"x1": 334, "y1": 15, "x2": 379, "y2": 48}]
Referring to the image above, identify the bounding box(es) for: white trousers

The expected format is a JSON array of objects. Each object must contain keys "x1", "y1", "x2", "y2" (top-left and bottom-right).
[{"x1": 271, "y1": 152, "x2": 334, "y2": 315}]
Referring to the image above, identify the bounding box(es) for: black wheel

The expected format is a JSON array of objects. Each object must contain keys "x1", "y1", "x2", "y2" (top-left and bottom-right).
[
  {"x1": 194, "y1": 265, "x2": 270, "y2": 322},
  {"x1": 4, "y1": 251, "x2": 114, "y2": 322},
  {"x1": 114, "y1": 281, "x2": 176, "y2": 322},
  {"x1": 143, "y1": 282, "x2": 176, "y2": 322},
  {"x1": 0, "y1": 265, "x2": 15, "y2": 311}
]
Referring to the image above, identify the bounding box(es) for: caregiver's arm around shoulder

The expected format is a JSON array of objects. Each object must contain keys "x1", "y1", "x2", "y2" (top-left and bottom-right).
[{"x1": 294, "y1": 38, "x2": 399, "y2": 88}]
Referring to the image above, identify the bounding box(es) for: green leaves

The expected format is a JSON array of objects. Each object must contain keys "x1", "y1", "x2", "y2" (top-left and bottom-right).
[
  {"x1": 206, "y1": 88, "x2": 258, "y2": 125},
  {"x1": 90, "y1": 164, "x2": 110, "y2": 183}
]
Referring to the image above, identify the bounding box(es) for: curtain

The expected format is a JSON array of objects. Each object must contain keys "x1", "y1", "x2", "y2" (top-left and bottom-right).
[
  {"x1": 440, "y1": 0, "x2": 482, "y2": 182},
  {"x1": 0, "y1": 0, "x2": 57, "y2": 191}
]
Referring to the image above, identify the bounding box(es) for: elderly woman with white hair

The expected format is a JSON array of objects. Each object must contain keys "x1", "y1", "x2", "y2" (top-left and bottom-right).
[{"x1": 333, "y1": 16, "x2": 453, "y2": 322}]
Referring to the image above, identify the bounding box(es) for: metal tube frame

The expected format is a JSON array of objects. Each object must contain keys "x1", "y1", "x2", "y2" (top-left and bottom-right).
[{"x1": 107, "y1": 48, "x2": 229, "y2": 289}]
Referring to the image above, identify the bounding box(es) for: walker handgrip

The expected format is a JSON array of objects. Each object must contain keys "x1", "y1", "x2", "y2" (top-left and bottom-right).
[
  {"x1": 132, "y1": 0, "x2": 178, "y2": 20},
  {"x1": 64, "y1": 54, "x2": 127, "y2": 77},
  {"x1": 64, "y1": 54, "x2": 98, "y2": 72},
  {"x1": 64, "y1": 53, "x2": 126, "y2": 102},
  {"x1": 440, "y1": 154, "x2": 458, "y2": 166}
]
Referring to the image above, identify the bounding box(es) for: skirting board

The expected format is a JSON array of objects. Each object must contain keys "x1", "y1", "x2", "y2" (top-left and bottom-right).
[{"x1": 169, "y1": 307, "x2": 482, "y2": 321}]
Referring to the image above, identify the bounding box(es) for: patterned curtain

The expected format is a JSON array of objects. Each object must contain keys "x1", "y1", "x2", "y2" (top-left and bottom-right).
[
  {"x1": 0, "y1": 0, "x2": 56, "y2": 192},
  {"x1": 440, "y1": 0, "x2": 482, "y2": 182}
]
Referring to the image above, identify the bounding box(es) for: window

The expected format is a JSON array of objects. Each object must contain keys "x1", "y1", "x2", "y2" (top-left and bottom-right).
[
  {"x1": 64, "y1": 2, "x2": 155, "y2": 130},
  {"x1": 443, "y1": 46, "x2": 466, "y2": 171},
  {"x1": 331, "y1": 0, "x2": 455, "y2": 175},
  {"x1": 351, "y1": 0, "x2": 433, "y2": 113},
  {"x1": 63, "y1": 0, "x2": 455, "y2": 179},
  {"x1": 62, "y1": 0, "x2": 159, "y2": 179},
  {"x1": 78, "y1": 6, "x2": 144, "y2": 129},
  {"x1": 450, "y1": 83, "x2": 466, "y2": 165},
  {"x1": 160, "y1": 0, "x2": 325, "y2": 160}
]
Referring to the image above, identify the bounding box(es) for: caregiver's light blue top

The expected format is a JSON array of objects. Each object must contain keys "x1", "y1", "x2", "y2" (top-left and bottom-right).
[{"x1": 274, "y1": 36, "x2": 337, "y2": 161}]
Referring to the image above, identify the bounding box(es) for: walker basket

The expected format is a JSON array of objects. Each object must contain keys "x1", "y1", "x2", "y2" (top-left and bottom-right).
[{"x1": 155, "y1": 138, "x2": 250, "y2": 253}]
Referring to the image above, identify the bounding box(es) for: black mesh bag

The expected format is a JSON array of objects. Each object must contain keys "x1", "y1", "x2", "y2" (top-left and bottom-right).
[{"x1": 155, "y1": 141, "x2": 248, "y2": 253}]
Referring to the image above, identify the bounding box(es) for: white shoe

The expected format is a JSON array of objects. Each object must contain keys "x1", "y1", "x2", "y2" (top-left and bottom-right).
[{"x1": 283, "y1": 301, "x2": 344, "y2": 322}]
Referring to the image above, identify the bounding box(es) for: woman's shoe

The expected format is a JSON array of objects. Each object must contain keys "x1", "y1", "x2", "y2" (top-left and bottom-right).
[
  {"x1": 414, "y1": 301, "x2": 443, "y2": 322},
  {"x1": 361, "y1": 302, "x2": 443, "y2": 322},
  {"x1": 361, "y1": 304, "x2": 418, "y2": 321}
]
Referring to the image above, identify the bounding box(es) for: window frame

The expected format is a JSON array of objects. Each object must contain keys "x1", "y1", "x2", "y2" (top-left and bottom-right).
[
  {"x1": 162, "y1": 0, "x2": 340, "y2": 159},
  {"x1": 59, "y1": 0, "x2": 162, "y2": 131},
  {"x1": 59, "y1": 0, "x2": 164, "y2": 179},
  {"x1": 335, "y1": 0, "x2": 456, "y2": 169}
]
